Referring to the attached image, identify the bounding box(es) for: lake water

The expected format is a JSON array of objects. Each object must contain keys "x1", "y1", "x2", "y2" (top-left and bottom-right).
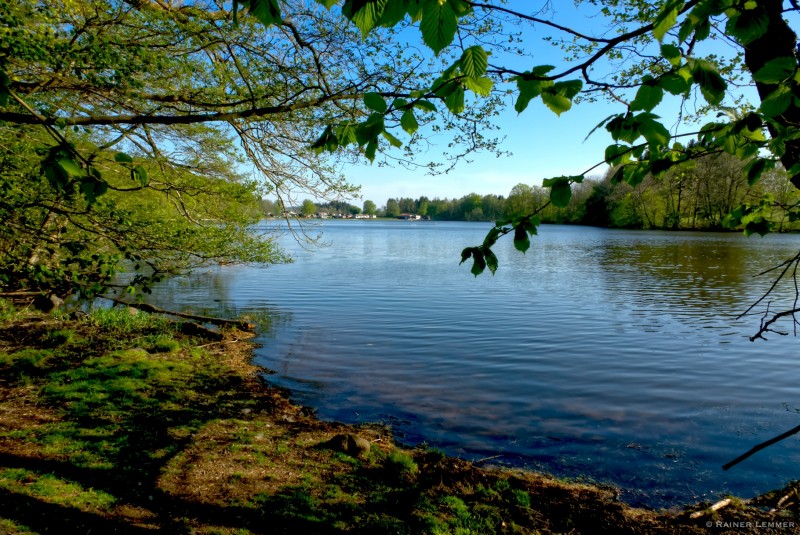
[{"x1": 146, "y1": 220, "x2": 800, "y2": 508}]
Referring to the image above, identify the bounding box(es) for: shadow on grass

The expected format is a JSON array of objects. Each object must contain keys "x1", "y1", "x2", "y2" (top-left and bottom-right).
[{"x1": 0, "y1": 310, "x2": 446, "y2": 534}]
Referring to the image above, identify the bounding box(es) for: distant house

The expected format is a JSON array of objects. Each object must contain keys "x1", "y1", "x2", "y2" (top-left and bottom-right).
[{"x1": 398, "y1": 213, "x2": 421, "y2": 220}]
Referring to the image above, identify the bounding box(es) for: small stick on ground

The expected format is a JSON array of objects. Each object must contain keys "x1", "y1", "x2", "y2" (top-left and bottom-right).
[
  {"x1": 689, "y1": 498, "x2": 733, "y2": 519},
  {"x1": 473, "y1": 454, "x2": 503, "y2": 464},
  {"x1": 101, "y1": 296, "x2": 255, "y2": 330}
]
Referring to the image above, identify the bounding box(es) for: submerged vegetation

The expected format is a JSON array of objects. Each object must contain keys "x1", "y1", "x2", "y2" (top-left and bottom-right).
[{"x1": 0, "y1": 299, "x2": 798, "y2": 534}]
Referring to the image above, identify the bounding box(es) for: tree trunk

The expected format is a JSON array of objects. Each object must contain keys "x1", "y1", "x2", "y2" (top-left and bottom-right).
[{"x1": 743, "y1": 0, "x2": 800, "y2": 189}]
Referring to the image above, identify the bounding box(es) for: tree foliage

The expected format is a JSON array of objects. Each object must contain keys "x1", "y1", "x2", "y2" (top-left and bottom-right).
[
  {"x1": 5, "y1": 0, "x2": 800, "y2": 336},
  {"x1": 0, "y1": 0, "x2": 501, "y2": 296}
]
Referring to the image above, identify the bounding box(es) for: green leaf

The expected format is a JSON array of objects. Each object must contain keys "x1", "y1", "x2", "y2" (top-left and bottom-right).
[
  {"x1": 342, "y1": 0, "x2": 388, "y2": 36},
  {"x1": 513, "y1": 226, "x2": 530, "y2": 253},
  {"x1": 653, "y1": 0, "x2": 684, "y2": 42},
  {"x1": 381, "y1": 130, "x2": 402, "y2": 148},
  {"x1": 132, "y1": 165, "x2": 149, "y2": 187},
  {"x1": 541, "y1": 80, "x2": 582, "y2": 116},
  {"x1": 311, "y1": 125, "x2": 336, "y2": 154},
  {"x1": 420, "y1": 0, "x2": 458, "y2": 55},
  {"x1": 460, "y1": 46, "x2": 488, "y2": 78},
  {"x1": 760, "y1": 85, "x2": 792, "y2": 117},
  {"x1": 694, "y1": 18, "x2": 711, "y2": 41},
  {"x1": 114, "y1": 152, "x2": 133, "y2": 163},
  {"x1": 470, "y1": 249, "x2": 486, "y2": 276},
  {"x1": 636, "y1": 112, "x2": 671, "y2": 150},
  {"x1": 609, "y1": 165, "x2": 627, "y2": 185},
  {"x1": 378, "y1": 0, "x2": 407, "y2": 26},
  {"x1": 725, "y1": 6, "x2": 769, "y2": 45},
  {"x1": 0, "y1": 70, "x2": 10, "y2": 107},
  {"x1": 606, "y1": 113, "x2": 640, "y2": 144},
  {"x1": 627, "y1": 162, "x2": 651, "y2": 187},
  {"x1": 79, "y1": 176, "x2": 109, "y2": 204},
  {"x1": 690, "y1": 60, "x2": 726, "y2": 105},
  {"x1": 337, "y1": 123, "x2": 358, "y2": 145},
  {"x1": 630, "y1": 76, "x2": 664, "y2": 112},
  {"x1": 548, "y1": 179, "x2": 572, "y2": 208},
  {"x1": 355, "y1": 113, "x2": 385, "y2": 144},
  {"x1": 400, "y1": 109, "x2": 419, "y2": 135},
  {"x1": 541, "y1": 88, "x2": 571, "y2": 115},
  {"x1": 482, "y1": 227, "x2": 502, "y2": 248},
  {"x1": 753, "y1": 57, "x2": 797, "y2": 84},
  {"x1": 56, "y1": 157, "x2": 85, "y2": 178},
  {"x1": 743, "y1": 158, "x2": 775, "y2": 186},
  {"x1": 413, "y1": 100, "x2": 437, "y2": 113},
  {"x1": 364, "y1": 92, "x2": 388, "y2": 113},
  {"x1": 444, "y1": 86, "x2": 465, "y2": 114},
  {"x1": 315, "y1": 0, "x2": 338, "y2": 8},
  {"x1": 677, "y1": 17, "x2": 694, "y2": 44},
  {"x1": 513, "y1": 66, "x2": 555, "y2": 113},
  {"x1": 605, "y1": 144, "x2": 632, "y2": 166},
  {"x1": 463, "y1": 76, "x2": 493, "y2": 96},
  {"x1": 658, "y1": 73, "x2": 690, "y2": 95},
  {"x1": 364, "y1": 139, "x2": 377, "y2": 162},
  {"x1": 459, "y1": 247, "x2": 474, "y2": 265},
  {"x1": 432, "y1": 78, "x2": 457, "y2": 98},
  {"x1": 514, "y1": 78, "x2": 542, "y2": 113},
  {"x1": 661, "y1": 44, "x2": 682, "y2": 66},
  {"x1": 247, "y1": 0, "x2": 282, "y2": 25},
  {"x1": 650, "y1": 157, "x2": 673, "y2": 176},
  {"x1": 744, "y1": 219, "x2": 772, "y2": 237},
  {"x1": 484, "y1": 248, "x2": 498, "y2": 275}
]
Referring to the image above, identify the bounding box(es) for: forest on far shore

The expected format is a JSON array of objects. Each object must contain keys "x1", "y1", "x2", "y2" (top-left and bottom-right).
[{"x1": 270, "y1": 152, "x2": 798, "y2": 232}]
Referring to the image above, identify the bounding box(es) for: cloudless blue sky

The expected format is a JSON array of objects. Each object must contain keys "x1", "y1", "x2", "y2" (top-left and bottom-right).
[
  {"x1": 329, "y1": 1, "x2": 759, "y2": 209},
  {"x1": 341, "y1": 1, "x2": 617, "y2": 207}
]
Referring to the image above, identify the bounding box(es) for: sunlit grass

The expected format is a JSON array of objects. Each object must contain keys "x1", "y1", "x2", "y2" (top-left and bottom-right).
[{"x1": 0, "y1": 468, "x2": 117, "y2": 511}]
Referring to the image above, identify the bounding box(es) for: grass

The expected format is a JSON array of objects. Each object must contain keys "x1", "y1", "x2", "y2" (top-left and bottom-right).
[{"x1": 0, "y1": 298, "x2": 797, "y2": 534}]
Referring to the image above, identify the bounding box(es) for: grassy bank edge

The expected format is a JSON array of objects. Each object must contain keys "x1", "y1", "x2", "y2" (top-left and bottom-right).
[{"x1": 0, "y1": 299, "x2": 796, "y2": 534}]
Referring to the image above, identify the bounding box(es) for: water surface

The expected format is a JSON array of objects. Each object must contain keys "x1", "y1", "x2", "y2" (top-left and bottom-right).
[{"x1": 147, "y1": 221, "x2": 800, "y2": 507}]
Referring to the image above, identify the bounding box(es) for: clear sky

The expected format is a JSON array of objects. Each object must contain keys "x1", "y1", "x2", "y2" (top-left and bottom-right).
[
  {"x1": 325, "y1": 1, "x2": 760, "y2": 209},
  {"x1": 341, "y1": 96, "x2": 618, "y2": 207},
  {"x1": 340, "y1": 1, "x2": 619, "y2": 207}
]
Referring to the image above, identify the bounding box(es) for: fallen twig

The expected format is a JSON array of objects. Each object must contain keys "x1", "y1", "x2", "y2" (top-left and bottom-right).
[
  {"x1": 195, "y1": 339, "x2": 243, "y2": 349},
  {"x1": 689, "y1": 498, "x2": 732, "y2": 519},
  {"x1": 722, "y1": 424, "x2": 800, "y2": 471},
  {"x1": 101, "y1": 296, "x2": 254, "y2": 331},
  {"x1": 473, "y1": 454, "x2": 502, "y2": 464}
]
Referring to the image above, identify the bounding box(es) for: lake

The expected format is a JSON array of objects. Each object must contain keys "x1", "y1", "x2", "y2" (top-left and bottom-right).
[{"x1": 145, "y1": 220, "x2": 800, "y2": 508}]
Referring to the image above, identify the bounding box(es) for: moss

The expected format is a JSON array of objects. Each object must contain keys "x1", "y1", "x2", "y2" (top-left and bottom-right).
[{"x1": 0, "y1": 301, "x2": 795, "y2": 534}]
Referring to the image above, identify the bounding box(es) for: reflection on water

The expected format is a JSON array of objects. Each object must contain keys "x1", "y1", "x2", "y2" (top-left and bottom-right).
[{"x1": 142, "y1": 222, "x2": 800, "y2": 507}]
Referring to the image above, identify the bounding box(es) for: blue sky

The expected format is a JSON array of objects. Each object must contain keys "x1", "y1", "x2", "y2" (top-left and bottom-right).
[
  {"x1": 342, "y1": 94, "x2": 619, "y2": 207},
  {"x1": 340, "y1": 1, "x2": 621, "y2": 207},
  {"x1": 329, "y1": 1, "x2": 768, "y2": 209}
]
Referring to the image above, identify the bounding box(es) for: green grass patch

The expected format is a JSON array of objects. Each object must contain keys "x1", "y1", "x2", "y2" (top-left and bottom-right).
[
  {"x1": 0, "y1": 298, "x2": 27, "y2": 322},
  {"x1": 88, "y1": 306, "x2": 170, "y2": 334},
  {"x1": 42, "y1": 328, "x2": 76, "y2": 347},
  {"x1": 0, "y1": 517, "x2": 36, "y2": 535},
  {"x1": 384, "y1": 450, "x2": 418, "y2": 481},
  {"x1": 147, "y1": 334, "x2": 181, "y2": 353},
  {"x1": 0, "y1": 468, "x2": 117, "y2": 511}
]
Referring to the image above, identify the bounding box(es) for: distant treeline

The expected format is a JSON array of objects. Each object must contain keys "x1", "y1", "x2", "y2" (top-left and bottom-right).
[{"x1": 382, "y1": 152, "x2": 800, "y2": 231}]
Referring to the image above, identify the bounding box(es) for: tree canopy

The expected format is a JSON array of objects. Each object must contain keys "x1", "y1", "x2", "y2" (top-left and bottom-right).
[
  {"x1": 4, "y1": 0, "x2": 800, "y2": 336},
  {"x1": 0, "y1": 0, "x2": 499, "y2": 295}
]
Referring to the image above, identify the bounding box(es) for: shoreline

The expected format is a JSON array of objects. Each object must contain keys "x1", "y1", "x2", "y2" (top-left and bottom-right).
[{"x1": 0, "y1": 302, "x2": 797, "y2": 533}]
